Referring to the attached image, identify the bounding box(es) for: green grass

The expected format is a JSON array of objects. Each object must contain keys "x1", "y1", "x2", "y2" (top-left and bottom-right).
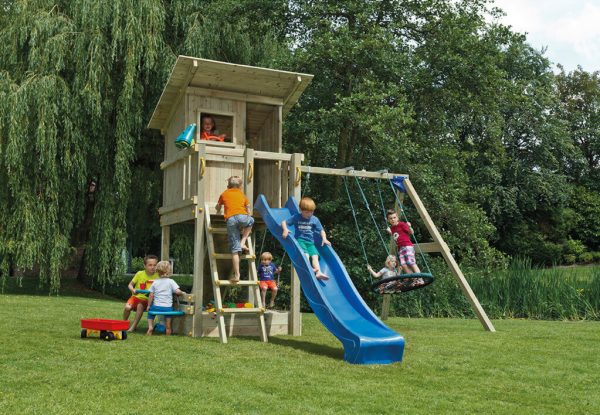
[{"x1": 1, "y1": 287, "x2": 599, "y2": 414}]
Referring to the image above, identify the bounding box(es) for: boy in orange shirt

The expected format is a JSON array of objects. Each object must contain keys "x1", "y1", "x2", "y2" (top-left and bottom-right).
[{"x1": 216, "y1": 176, "x2": 254, "y2": 282}]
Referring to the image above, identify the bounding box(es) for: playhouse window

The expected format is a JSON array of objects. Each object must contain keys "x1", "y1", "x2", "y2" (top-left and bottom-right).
[{"x1": 199, "y1": 113, "x2": 234, "y2": 143}]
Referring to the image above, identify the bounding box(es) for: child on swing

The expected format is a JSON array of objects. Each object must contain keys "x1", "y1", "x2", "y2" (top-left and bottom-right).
[
  {"x1": 385, "y1": 209, "x2": 424, "y2": 286},
  {"x1": 367, "y1": 255, "x2": 402, "y2": 294}
]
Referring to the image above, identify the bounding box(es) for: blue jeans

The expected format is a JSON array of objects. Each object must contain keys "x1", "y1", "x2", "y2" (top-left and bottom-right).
[{"x1": 226, "y1": 214, "x2": 255, "y2": 253}]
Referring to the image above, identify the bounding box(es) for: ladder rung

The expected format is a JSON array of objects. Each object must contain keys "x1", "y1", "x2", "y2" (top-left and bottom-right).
[
  {"x1": 208, "y1": 227, "x2": 228, "y2": 234},
  {"x1": 219, "y1": 307, "x2": 265, "y2": 314},
  {"x1": 213, "y1": 253, "x2": 255, "y2": 260},
  {"x1": 215, "y1": 280, "x2": 259, "y2": 286}
]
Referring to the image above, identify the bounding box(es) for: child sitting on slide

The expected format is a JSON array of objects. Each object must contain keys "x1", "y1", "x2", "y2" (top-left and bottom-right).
[
  {"x1": 146, "y1": 261, "x2": 186, "y2": 336},
  {"x1": 281, "y1": 197, "x2": 331, "y2": 280}
]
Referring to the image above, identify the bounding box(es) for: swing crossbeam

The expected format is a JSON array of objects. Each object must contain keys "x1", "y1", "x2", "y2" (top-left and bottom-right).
[{"x1": 299, "y1": 165, "x2": 408, "y2": 180}]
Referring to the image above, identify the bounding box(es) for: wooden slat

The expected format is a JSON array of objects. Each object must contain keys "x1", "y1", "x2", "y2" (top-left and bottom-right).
[
  {"x1": 212, "y1": 253, "x2": 256, "y2": 260},
  {"x1": 417, "y1": 242, "x2": 443, "y2": 253},
  {"x1": 187, "y1": 86, "x2": 283, "y2": 106},
  {"x1": 218, "y1": 307, "x2": 264, "y2": 314},
  {"x1": 208, "y1": 227, "x2": 228, "y2": 234},
  {"x1": 158, "y1": 197, "x2": 197, "y2": 215},
  {"x1": 254, "y1": 151, "x2": 300, "y2": 162},
  {"x1": 161, "y1": 146, "x2": 197, "y2": 170},
  {"x1": 160, "y1": 207, "x2": 196, "y2": 226},
  {"x1": 215, "y1": 280, "x2": 259, "y2": 287}
]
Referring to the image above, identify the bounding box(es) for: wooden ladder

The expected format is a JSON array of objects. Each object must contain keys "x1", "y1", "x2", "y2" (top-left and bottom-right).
[{"x1": 204, "y1": 204, "x2": 268, "y2": 343}]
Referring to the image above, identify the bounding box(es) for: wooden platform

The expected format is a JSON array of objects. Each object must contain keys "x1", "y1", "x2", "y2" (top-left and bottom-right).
[{"x1": 174, "y1": 310, "x2": 289, "y2": 337}]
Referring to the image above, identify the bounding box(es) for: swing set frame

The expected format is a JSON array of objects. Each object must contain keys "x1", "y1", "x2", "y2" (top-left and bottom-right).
[{"x1": 298, "y1": 165, "x2": 496, "y2": 332}]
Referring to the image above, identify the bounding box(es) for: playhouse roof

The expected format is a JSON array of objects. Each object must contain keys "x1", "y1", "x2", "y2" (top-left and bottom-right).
[{"x1": 147, "y1": 56, "x2": 314, "y2": 130}]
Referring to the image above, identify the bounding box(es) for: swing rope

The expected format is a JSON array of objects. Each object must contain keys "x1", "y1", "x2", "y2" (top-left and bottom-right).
[
  {"x1": 353, "y1": 175, "x2": 391, "y2": 254},
  {"x1": 342, "y1": 176, "x2": 373, "y2": 284},
  {"x1": 387, "y1": 178, "x2": 433, "y2": 275},
  {"x1": 376, "y1": 178, "x2": 388, "y2": 224}
]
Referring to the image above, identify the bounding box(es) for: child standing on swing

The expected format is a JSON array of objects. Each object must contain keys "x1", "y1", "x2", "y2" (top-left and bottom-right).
[{"x1": 386, "y1": 209, "x2": 421, "y2": 275}]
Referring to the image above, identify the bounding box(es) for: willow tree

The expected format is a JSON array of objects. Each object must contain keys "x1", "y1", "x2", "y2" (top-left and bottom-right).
[{"x1": 0, "y1": 0, "x2": 290, "y2": 293}]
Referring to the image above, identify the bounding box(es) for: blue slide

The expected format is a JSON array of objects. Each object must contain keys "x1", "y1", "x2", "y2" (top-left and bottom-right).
[{"x1": 255, "y1": 195, "x2": 405, "y2": 365}]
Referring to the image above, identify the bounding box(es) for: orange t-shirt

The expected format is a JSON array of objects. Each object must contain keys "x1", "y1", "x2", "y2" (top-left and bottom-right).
[
  {"x1": 218, "y1": 188, "x2": 250, "y2": 220},
  {"x1": 201, "y1": 131, "x2": 224, "y2": 142}
]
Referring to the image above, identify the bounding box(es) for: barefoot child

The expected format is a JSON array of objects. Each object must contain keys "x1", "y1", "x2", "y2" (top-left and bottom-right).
[
  {"x1": 258, "y1": 252, "x2": 281, "y2": 308},
  {"x1": 123, "y1": 255, "x2": 158, "y2": 332},
  {"x1": 146, "y1": 261, "x2": 186, "y2": 336},
  {"x1": 386, "y1": 209, "x2": 421, "y2": 275},
  {"x1": 281, "y1": 197, "x2": 331, "y2": 280},
  {"x1": 216, "y1": 176, "x2": 254, "y2": 282}
]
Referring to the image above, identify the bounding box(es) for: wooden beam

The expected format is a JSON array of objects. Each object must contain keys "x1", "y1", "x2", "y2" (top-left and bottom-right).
[
  {"x1": 192, "y1": 143, "x2": 207, "y2": 338},
  {"x1": 161, "y1": 226, "x2": 170, "y2": 262},
  {"x1": 161, "y1": 146, "x2": 197, "y2": 170},
  {"x1": 381, "y1": 295, "x2": 391, "y2": 320},
  {"x1": 187, "y1": 86, "x2": 284, "y2": 106},
  {"x1": 299, "y1": 165, "x2": 408, "y2": 180},
  {"x1": 417, "y1": 242, "x2": 443, "y2": 253},
  {"x1": 403, "y1": 178, "x2": 495, "y2": 332},
  {"x1": 159, "y1": 207, "x2": 196, "y2": 226},
  {"x1": 288, "y1": 153, "x2": 303, "y2": 336},
  {"x1": 254, "y1": 151, "x2": 304, "y2": 162},
  {"x1": 158, "y1": 197, "x2": 197, "y2": 215}
]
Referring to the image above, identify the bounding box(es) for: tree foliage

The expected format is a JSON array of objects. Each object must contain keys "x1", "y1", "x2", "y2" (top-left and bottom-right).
[{"x1": 2, "y1": 0, "x2": 600, "y2": 294}]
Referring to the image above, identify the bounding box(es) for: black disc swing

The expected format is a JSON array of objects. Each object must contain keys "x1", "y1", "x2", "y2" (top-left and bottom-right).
[{"x1": 342, "y1": 173, "x2": 434, "y2": 295}]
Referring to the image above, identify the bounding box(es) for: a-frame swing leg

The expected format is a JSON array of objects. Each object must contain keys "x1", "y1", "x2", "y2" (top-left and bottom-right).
[{"x1": 403, "y1": 178, "x2": 496, "y2": 332}]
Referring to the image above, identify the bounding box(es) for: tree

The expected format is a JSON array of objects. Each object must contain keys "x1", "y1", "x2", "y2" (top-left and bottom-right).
[{"x1": 0, "y1": 0, "x2": 289, "y2": 292}]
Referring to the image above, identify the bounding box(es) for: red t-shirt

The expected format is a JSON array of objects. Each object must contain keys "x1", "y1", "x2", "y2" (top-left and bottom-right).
[{"x1": 390, "y1": 222, "x2": 413, "y2": 248}]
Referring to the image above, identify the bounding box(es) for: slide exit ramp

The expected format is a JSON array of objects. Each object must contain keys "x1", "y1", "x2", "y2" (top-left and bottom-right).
[{"x1": 255, "y1": 195, "x2": 404, "y2": 365}]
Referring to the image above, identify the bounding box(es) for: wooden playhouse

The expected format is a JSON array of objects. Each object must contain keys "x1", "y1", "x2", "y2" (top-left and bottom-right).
[{"x1": 148, "y1": 56, "x2": 495, "y2": 343}]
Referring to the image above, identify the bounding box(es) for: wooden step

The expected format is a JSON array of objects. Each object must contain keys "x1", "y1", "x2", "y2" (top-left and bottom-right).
[
  {"x1": 218, "y1": 307, "x2": 265, "y2": 314},
  {"x1": 208, "y1": 227, "x2": 228, "y2": 234},
  {"x1": 212, "y1": 253, "x2": 255, "y2": 260},
  {"x1": 215, "y1": 280, "x2": 259, "y2": 287}
]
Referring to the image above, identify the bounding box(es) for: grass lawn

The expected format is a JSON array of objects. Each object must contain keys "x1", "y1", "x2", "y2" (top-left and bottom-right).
[{"x1": 1, "y1": 286, "x2": 599, "y2": 414}]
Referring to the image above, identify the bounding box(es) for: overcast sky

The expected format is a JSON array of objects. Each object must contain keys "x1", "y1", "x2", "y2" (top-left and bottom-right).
[{"x1": 491, "y1": 0, "x2": 600, "y2": 73}]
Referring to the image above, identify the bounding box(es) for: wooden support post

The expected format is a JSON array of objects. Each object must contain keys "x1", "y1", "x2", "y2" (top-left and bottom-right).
[
  {"x1": 192, "y1": 144, "x2": 207, "y2": 337},
  {"x1": 403, "y1": 178, "x2": 496, "y2": 332},
  {"x1": 244, "y1": 147, "x2": 255, "y2": 304},
  {"x1": 288, "y1": 153, "x2": 303, "y2": 335},
  {"x1": 381, "y1": 295, "x2": 391, "y2": 320},
  {"x1": 161, "y1": 226, "x2": 170, "y2": 261}
]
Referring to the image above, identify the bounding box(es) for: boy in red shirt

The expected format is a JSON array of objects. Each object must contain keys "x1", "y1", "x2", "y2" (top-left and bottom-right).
[
  {"x1": 386, "y1": 209, "x2": 421, "y2": 275},
  {"x1": 216, "y1": 176, "x2": 254, "y2": 282}
]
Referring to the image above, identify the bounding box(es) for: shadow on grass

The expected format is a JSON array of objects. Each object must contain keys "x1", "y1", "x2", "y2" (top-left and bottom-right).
[
  {"x1": 238, "y1": 335, "x2": 344, "y2": 360},
  {"x1": 1, "y1": 276, "x2": 119, "y2": 300}
]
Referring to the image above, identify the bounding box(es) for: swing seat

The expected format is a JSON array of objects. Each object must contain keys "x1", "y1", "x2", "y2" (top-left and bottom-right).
[{"x1": 371, "y1": 272, "x2": 434, "y2": 294}]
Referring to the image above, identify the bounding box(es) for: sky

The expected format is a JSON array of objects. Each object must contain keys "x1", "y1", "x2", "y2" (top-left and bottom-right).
[{"x1": 491, "y1": 0, "x2": 600, "y2": 73}]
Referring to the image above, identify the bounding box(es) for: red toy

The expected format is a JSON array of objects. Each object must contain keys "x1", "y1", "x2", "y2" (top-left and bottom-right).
[{"x1": 80, "y1": 318, "x2": 129, "y2": 341}]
